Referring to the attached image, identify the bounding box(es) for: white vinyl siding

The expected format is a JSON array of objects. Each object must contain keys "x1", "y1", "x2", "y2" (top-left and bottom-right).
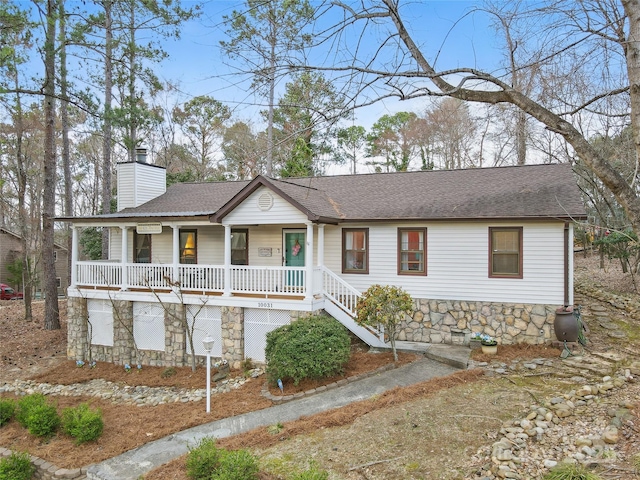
[
  {"x1": 225, "y1": 187, "x2": 308, "y2": 225},
  {"x1": 324, "y1": 221, "x2": 566, "y2": 305},
  {"x1": 116, "y1": 162, "x2": 166, "y2": 211}
]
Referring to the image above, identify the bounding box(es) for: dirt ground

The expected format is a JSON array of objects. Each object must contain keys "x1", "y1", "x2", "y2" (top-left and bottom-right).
[{"x1": 0, "y1": 252, "x2": 639, "y2": 479}]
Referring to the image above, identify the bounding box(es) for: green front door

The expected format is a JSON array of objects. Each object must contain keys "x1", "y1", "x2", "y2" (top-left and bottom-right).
[{"x1": 284, "y1": 230, "x2": 305, "y2": 287}]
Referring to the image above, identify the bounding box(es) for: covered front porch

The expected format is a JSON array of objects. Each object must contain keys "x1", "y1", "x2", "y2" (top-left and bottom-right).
[{"x1": 70, "y1": 221, "x2": 338, "y2": 300}]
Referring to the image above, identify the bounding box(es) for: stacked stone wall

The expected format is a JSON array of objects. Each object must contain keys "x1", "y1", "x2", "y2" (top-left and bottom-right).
[
  {"x1": 68, "y1": 295, "x2": 558, "y2": 367},
  {"x1": 399, "y1": 299, "x2": 558, "y2": 345},
  {"x1": 221, "y1": 306, "x2": 244, "y2": 369}
]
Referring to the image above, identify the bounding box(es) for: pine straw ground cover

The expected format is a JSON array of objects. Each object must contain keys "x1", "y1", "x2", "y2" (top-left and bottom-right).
[{"x1": 1, "y1": 252, "x2": 639, "y2": 478}]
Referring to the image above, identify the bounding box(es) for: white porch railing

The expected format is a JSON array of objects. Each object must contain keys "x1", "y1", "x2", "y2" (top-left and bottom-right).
[
  {"x1": 75, "y1": 262, "x2": 305, "y2": 296},
  {"x1": 231, "y1": 266, "x2": 306, "y2": 295},
  {"x1": 76, "y1": 261, "x2": 122, "y2": 287},
  {"x1": 127, "y1": 264, "x2": 173, "y2": 289}
]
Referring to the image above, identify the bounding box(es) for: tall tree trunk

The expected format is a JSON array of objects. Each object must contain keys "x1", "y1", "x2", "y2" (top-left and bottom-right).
[
  {"x1": 101, "y1": 0, "x2": 113, "y2": 259},
  {"x1": 43, "y1": 0, "x2": 60, "y2": 330},
  {"x1": 128, "y1": 0, "x2": 137, "y2": 162},
  {"x1": 59, "y1": 1, "x2": 72, "y2": 291},
  {"x1": 13, "y1": 85, "x2": 33, "y2": 321}
]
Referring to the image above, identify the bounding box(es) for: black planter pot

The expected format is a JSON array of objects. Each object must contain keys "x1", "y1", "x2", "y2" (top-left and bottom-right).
[{"x1": 554, "y1": 308, "x2": 578, "y2": 342}]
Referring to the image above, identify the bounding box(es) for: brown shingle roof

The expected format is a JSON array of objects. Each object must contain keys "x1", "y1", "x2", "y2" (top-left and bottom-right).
[{"x1": 69, "y1": 164, "x2": 587, "y2": 223}]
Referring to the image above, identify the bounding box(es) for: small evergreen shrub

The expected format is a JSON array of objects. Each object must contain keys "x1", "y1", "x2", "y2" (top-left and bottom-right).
[
  {"x1": 25, "y1": 403, "x2": 60, "y2": 438},
  {"x1": 62, "y1": 403, "x2": 104, "y2": 444},
  {"x1": 0, "y1": 399, "x2": 15, "y2": 427},
  {"x1": 265, "y1": 315, "x2": 351, "y2": 386},
  {"x1": 291, "y1": 465, "x2": 329, "y2": 480},
  {"x1": 0, "y1": 451, "x2": 34, "y2": 480},
  {"x1": 186, "y1": 437, "x2": 259, "y2": 480},
  {"x1": 186, "y1": 437, "x2": 221, "y2": 480},
  {"x1": 210, "y1": 449, "x2": 259, "y2": 480},
  {"x1": 15, "y1": 393, "x2": 47, "y2": 428}
]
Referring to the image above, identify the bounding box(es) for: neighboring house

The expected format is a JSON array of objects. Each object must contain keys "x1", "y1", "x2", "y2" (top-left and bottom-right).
[
  {"x1": 63, "y1": 161, "x2": 587, "y2": 369},
  {"x1": 0, "y1": 227, "x2": 69, "y2": 296}
]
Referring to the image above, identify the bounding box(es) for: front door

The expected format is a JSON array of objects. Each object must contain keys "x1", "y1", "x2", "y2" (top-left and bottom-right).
[{"x1": 284, "y1": 230, "x2": 305, "y2": 287}]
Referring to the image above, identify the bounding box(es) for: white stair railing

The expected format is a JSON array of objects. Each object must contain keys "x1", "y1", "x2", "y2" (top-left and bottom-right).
[{"x1": 318, "y1": 266, "x2": 385, "y2": 347}]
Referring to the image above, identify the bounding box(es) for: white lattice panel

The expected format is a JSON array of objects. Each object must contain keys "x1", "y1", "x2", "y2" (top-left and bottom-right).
[
  {"x1": 87, "y1": 299, "x2": 114, "y2": 346},
  {"x1": 133, "y1": 302, "x2": 165, "y2": 352},
  {"x1": 186, "y1": 305, "x2": 222, "y2": 357},
  {"x1": 244, "y1": 309, "x2": 290, "y2": 363}
]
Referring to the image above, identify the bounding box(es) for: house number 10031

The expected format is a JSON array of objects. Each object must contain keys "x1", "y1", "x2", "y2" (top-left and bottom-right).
[{"x1": 258, "y1": 302, "x2": 273, "y2": 308}]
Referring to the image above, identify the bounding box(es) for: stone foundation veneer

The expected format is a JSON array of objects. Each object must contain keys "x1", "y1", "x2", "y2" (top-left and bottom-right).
[
  {"x1": 398, "y1": 299, "x2": 558, "y2": 345},
  {"x1": 67, "y1": 297, "x2": 558, "y2": 368}
]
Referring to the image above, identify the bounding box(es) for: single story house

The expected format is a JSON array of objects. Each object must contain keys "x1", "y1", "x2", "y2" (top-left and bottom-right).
[{"x1": 62, "y1": 161, "x2": 587, "y2": 368}]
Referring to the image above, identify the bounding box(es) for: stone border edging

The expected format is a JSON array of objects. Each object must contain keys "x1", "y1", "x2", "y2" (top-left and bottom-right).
[
  {"x1": 575, "y1": 280, "x2": 640, "y2": 317},
  {"x1": 0, "y1": 446, "x2": 88, "y2": 480},
  {"x1": 261, "y1": 363, "x2": 396, "y2": 403}
]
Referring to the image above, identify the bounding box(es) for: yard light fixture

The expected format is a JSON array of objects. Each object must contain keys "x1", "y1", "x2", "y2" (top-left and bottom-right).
[{"x1": 202, "y1": 335, "x2": 214, "y2": 413}]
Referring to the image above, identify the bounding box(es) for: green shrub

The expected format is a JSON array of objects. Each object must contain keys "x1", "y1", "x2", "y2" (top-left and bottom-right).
[
  {"x1": 0, "y1": 451, "x2": 35, "y2": 480},
  {"x1": 265, "y1": 315, "x2": 351, "y2": 386},
  {"x1": 186, "y1": 437, "x2": 259, "y2": 480},
  {"x1": 291, "y1": 465, "x2": 329, "y2": 480},
  {"x1": 0, "y1": 399, "x2": 15, "y2": 427},
  {"x1": 542, "y1": 463, "x2": 603, "y2": 480},
  {"x1": 62, "y1": 403, "x2": 104, "y2": 445},
  {"x1": 15, "y1": 394, "x2": 47, "y2": 428},
  {"x1": 210, "y1": 449, "x2": 259, "y2": 480},
  {"x1": 25, "y1": 403, "x2": 60, "y2": 438},
  {"x1": 186, "y1": 437, "x2": 221, "y2": 480}
]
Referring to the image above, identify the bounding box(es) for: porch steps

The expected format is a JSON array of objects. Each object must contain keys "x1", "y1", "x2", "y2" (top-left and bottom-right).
[{"x1": 323, "y1": 300, "x2": 387, "y2": 348}]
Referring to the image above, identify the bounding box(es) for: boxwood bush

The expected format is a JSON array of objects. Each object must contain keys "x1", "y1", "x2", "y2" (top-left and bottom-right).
[
  {"x1": 62, "y1": 403, "x2": 104, "y2": 445},
  {"x1": 0, "y1": 399, "x2": 15, "y2": 427},
  {"x1": 186, "y1": 437, "x2": 258, "y2": 480},
  {"x1": 265, "y1": 315, "x2": 351, "y2": 386},
  {"x1": 16, "y1": 393, "x2": 59, "y2": 438},
  {"x1": 15, "y1": 393, "x2": 47, "y2": 428},
  {"x1": 0, "y1": 451, "x2": 34, "y2": 480}
]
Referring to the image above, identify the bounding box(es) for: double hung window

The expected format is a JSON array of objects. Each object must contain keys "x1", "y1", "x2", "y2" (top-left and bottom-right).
[
  {"x1": 342, "y1": 228, "x2": 369, "y2": 274},
  {"x1": 489, "y1": 227, "x2": 522, "y2": 278},
  {"x1": 398, "y1": 228, "x2": 426, "y2": 275}
]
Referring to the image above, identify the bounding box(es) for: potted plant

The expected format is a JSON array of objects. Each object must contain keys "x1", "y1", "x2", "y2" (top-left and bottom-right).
[
  {"x1": 479, "y1": 333, "x2": 498, "y2": 355},
  {"x1": 469, "y1": 332, "x2": 483, "y2": 350}
]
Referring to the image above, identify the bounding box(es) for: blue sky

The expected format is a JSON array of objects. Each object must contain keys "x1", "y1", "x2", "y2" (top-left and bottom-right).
[{"x1": 158, "y1": 0, "x2": 502, "y2": 127}]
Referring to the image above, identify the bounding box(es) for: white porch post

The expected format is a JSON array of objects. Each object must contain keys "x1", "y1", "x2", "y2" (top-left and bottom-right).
[
  {"x1": 223, "y1": 224, "x2": 231, "y2": 296},
  {"x1": 305, "y1": 222, "x2": 314, "y2": 300},
  {"x1": 172, "y1": 225, "x2": 180, "y2": 284},
  {"x1": 120, "y1": 226, "x2": 129, "y2": 290},
  {"x1": 70, "y1": 226, "x2": 79, "y2": 287},
  {"x1": 317, "y1": 224, "x2": 325, "y2": 266}
]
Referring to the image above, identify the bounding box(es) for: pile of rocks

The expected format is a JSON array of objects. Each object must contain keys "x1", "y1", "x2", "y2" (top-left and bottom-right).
[
  {"x1": 0, "y1": 368, "x2": 264, "y2": 407},
  {"x1": 470, "y1": 364, "x2": 638, "y2": 479}
]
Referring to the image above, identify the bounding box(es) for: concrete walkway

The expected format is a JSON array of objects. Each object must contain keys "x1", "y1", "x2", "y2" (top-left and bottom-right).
[{"x1": 86, "y1": 348, "x2": 467, "y2": 480}]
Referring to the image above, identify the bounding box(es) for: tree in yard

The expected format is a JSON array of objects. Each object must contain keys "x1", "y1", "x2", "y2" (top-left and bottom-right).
[
  {"x1": 172, "y1": 96, "x2": 231, "y2": 182},
  {"x1": 271, "y1": 71, "x2": 347, "y2": 177},
  {"x1": 424, "y1": 98, "x2": 479, "y2": 170},
  {"x1": 336, "y1": 125, "x2": 367, "y2": 175},
  {"x1": 221, "y1": 121, "x2": 267, "y2": 180},
  {"x1": 366, "y1": 112, "x2": 422, "y2": 172},
  {"x1": 309, "y1": 1, "x2": 640, "y2": 238},
  {"x1": 41, "y1": 0, "x2": 60, "y2": 329},
  {"x1": 221, "y1": 0, "x2": 315, "y2": 176},
  {"x1": 356, "y1": 285, "x2": 413, "y2": 362}
]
